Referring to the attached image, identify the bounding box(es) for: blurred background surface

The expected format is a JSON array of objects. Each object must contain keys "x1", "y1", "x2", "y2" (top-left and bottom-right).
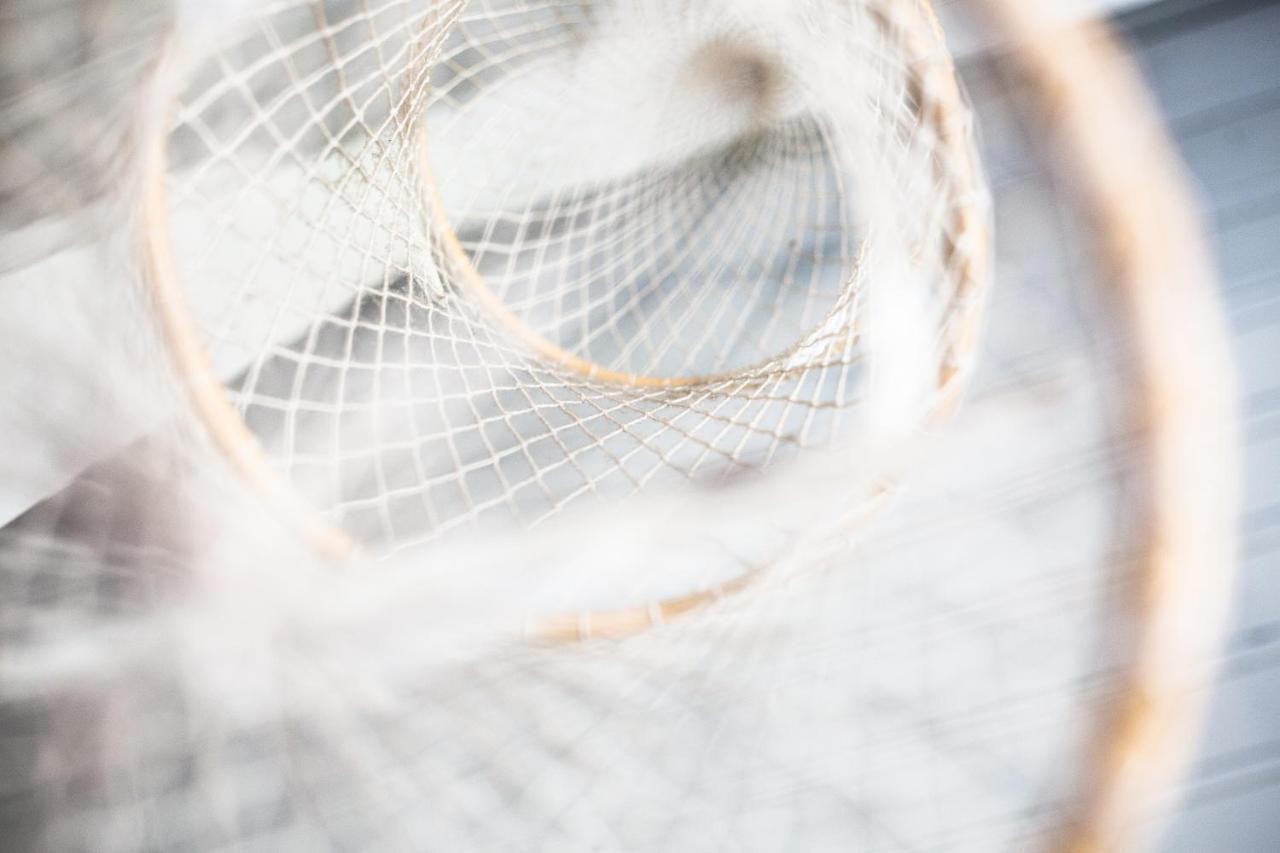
[{"x1": 1104, "y1": 0, "x2": 1280, "y2": 848}]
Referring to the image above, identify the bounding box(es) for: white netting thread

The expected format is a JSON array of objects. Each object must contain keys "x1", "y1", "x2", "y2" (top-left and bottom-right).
[{"x1": 153, "y1": 0, "x2": 986, "y2": 577}]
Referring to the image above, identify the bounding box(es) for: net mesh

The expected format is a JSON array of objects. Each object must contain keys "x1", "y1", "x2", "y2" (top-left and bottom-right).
[
  {"x1": 155, "y1": 0, "x2": 985, "y2": 565},
  {"x1": 0, "y1": 1, "x2": 1235, "y2": 851}
]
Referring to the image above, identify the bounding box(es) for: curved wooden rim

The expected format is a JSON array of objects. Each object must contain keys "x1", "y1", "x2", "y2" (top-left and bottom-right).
[
  {"x1": 970, "y1": 3, "x2": 1239, "y2": 851},
  {"x1": 138, "y1": 40, "x2": 354, "y2": 561},
  {"x1": 418, "y1": 3, "x2": 988, "y2": 397}
]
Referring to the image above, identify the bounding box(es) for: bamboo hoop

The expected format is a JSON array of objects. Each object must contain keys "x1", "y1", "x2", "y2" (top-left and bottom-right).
[
  {"x1": 416, "y1": 1, "x2": 987, "y2": 398},
  {"x1": 418, "y1": 0, "x2": 989, "y2": 639},
  {"x1": 971, "y1": 2, "x2": 1239, "y2": 850}
]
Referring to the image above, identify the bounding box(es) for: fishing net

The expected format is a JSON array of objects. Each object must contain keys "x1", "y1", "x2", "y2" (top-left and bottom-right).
[{"x1": 0, "y1": 0, "x2": 1236, "y2": 850}]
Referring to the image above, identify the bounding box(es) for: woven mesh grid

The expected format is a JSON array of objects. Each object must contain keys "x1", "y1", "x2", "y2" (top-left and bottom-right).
[
  {"x1": 0, "y1": 1, "x2": 1234, "y2": 851},
  {"x1": 154, "y1": 0, "x2": 985, "y2": 559}
]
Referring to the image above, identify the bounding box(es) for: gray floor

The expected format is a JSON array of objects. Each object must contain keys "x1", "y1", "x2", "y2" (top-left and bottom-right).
[{"x1": 1099, "y1": 0, "x2": 1280, "y2": 849}]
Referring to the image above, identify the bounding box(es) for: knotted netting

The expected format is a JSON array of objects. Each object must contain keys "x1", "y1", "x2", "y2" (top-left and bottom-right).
[
  {"x1": 0, "y1": 0, "x2": 1236, "y2": 850},
  {"x1": 150, "y1": 0, "x2": 985, "y2": 572}
]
